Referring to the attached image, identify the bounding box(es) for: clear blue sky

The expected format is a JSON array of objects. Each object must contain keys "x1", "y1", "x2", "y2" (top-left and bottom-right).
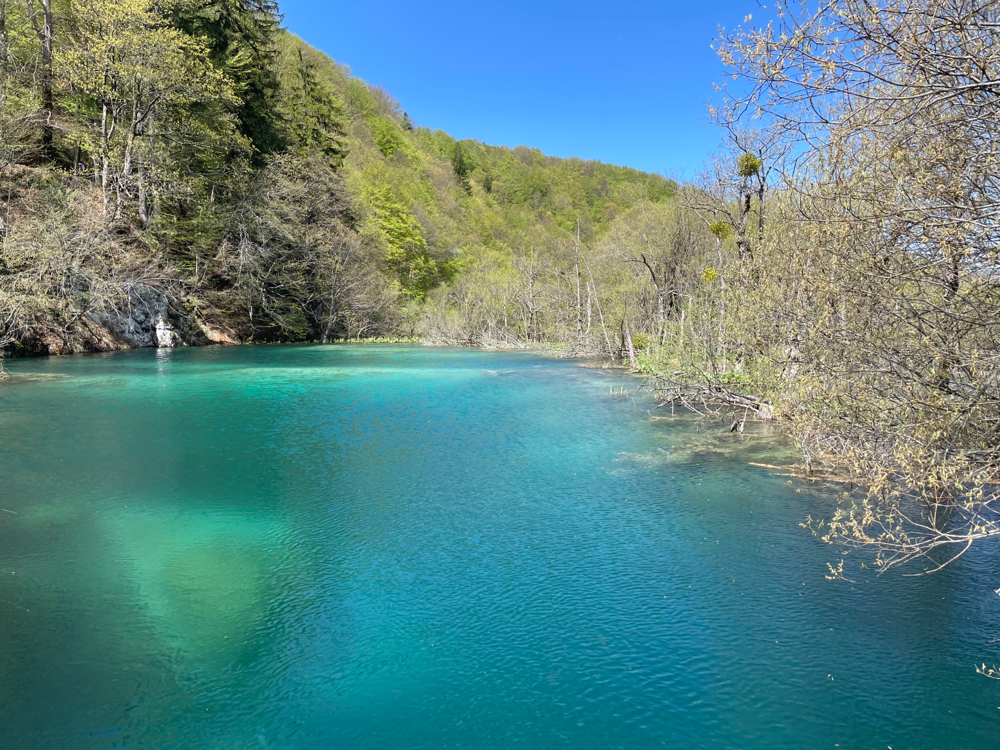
[{"x1": 277, "y1": 0, "x2": 758, "y2": 179}]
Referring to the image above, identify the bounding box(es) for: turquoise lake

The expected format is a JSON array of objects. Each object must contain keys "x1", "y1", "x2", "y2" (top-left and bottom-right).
[{"x1": 1, "y1": 345, "x2": 998, "y2": 749}]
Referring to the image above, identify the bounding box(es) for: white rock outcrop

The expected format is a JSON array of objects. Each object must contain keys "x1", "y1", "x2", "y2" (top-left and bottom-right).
[{"x1": 154, "y1": 312, "x2": 179, "y2": 348}]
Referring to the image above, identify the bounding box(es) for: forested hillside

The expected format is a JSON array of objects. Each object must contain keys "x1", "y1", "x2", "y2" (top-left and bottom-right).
[{"x1": 0, "y1": 0, "x2": 674, "y2": 356}]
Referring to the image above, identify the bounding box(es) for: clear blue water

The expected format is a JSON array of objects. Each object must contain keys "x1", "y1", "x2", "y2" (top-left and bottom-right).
[{"x1": 1, "y1": 345, "x2": 997, "y2": 749}]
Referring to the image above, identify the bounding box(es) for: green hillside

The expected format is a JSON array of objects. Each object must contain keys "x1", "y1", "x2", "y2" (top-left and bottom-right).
[{"x1": 0, "y1": 3, "x2": 674, "y2": 355}]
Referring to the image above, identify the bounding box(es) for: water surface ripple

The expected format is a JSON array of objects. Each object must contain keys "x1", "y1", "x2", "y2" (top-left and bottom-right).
[{"x1": 1, "y1": 345, "x2": 997, "y2": 749}]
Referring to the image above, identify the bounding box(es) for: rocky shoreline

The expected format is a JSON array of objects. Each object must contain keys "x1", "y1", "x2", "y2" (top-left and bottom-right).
[{"x1": 4, "y1": 285, "x2": 242, "y2": 358}]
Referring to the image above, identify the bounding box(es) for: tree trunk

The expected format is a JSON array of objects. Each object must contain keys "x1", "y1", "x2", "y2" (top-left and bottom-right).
[
  {"x1": 657, "y1": 290, "x2": 666, "y2": 344},
  {"x1": 945, "y1": 250, "x2": 960, "y2": 301},
  {"x1": 101, "y1": 102, "x2": 110, "y2": 220},
  {"x1": 574, "y1": 220, "x2": 583, "y2": 339},
  {"x1": 716, "y1": 234, "x2": 726, "y2": 373},
  {"x1": 138, "y1": 167, "x2": 149, "y2": 226},
  {"x1": 756, "y1": 181, "x2": 765, "y2": 244},
  {"x1": 583, "y1": 258, "x2": 612, "y2": 358},
  {"x1": 0, "y1": 3, "x2": 8, "y2": 71},
  {"x1": 736, "y1": 188, "x2": 752, "y2": 261},
  {"x1": 118, "y1": 105, "x2": 140, "y2": 221},
  {"x1": 37, "y1": 0, "x2": 53, "y2": 158},
  {"x1": 623, "y1": 318, "x2": 637, "y2": 370}
]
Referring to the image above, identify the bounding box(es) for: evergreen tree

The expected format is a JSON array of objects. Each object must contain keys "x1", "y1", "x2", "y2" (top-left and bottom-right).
[
  {"x1": 451, "y1": 141, "x2": 471, "y2": 192},
  {"x1": 279, "y1": 46, "x2": 347, "y2": 164},
  {"x1": 174, "y1": 0, "x2": 285, "y2": 163}
]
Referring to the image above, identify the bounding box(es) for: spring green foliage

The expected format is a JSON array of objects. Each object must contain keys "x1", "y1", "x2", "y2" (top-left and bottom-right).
[
  {"x1": 631, "y1": 333, "x2": 650, "y2": 351},
  {"x1": 359, "y1": 182, "x2": 437, "y2": 299},
  {"x1": 708, "y1": 221, "x2": 730, "y2": 240},
  {"x1": 736, "y1": 152, "x2": 761, "y2": 178}
]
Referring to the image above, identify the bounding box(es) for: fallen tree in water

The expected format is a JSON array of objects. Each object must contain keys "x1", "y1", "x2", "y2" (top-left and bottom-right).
[{"x1": 652, "y1": 376, "x2": 775, "y2": 423}]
